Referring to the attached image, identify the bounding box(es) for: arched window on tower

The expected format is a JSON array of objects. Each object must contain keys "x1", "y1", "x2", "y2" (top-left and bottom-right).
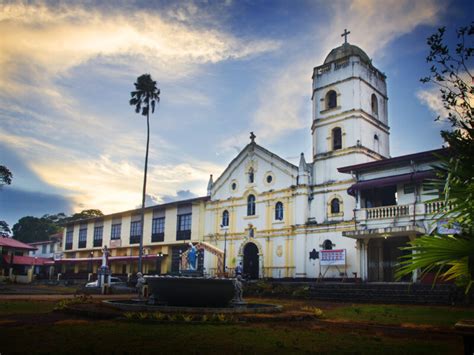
[
  {"x1": 247, "y1": 195, "x2": 256, "y2": 216},
  {"x1": 371, "y1": 94, "x2": 378, "y2": 116},
  {"x1": 330, "y1": 198, "x2": 340, "y2": 214},
  {"x1": 332, "y1": 127, "x2": 342, "y2": 150},
  {"x1": 326, "y1": 90, "x2": 337, "y2": 109},
  {"x1": 275, "y1": 202, "x2": 284, "y2": 221},
  {"x1": 222, "y1": 210, "x2": 229, "y2": 227},
  {"x1": 248, "y1": 168, "x2": 254, "y2": 183},
  {"x1": 322, "y1": 239, "x2": 333, "y2": 250}
]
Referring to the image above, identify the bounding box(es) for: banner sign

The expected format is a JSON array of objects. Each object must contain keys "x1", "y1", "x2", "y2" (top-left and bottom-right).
[
  {"x1": 320, "y1": 249, "x2": 346, "y2": 266},
  {"x1": 110, "y1": 239, "x2": 122, "y2": 248}
]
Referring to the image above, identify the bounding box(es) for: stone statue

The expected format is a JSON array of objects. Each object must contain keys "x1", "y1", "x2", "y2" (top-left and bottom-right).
[
  {"x1": 136, "y1": 272, "x2": 146, "y2": 299},
  {"x1": 187, "y1": 242, "x2": 197, "y2": 271},
  {"x1": 233, "y1": 275, "x2": 244, "y2": 303}
]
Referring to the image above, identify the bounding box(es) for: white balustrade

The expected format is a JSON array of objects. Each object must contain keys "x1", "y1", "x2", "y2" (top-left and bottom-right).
[
  {"x1": 424, "y1": 200, "x2": 454, "y2": 214},
  {"x1": 365, "y1": 204, "x2": 410, "y2": 220}
]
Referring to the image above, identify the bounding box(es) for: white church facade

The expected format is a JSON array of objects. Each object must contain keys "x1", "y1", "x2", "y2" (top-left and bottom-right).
[{"x1": 60, "y1": 38, "x2": 445, "y2": 283}]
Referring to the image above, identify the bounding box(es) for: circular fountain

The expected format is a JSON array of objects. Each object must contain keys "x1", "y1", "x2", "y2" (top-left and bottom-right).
[{"x1": 103, "y1": 243, "x2": 281, "y2": 315}]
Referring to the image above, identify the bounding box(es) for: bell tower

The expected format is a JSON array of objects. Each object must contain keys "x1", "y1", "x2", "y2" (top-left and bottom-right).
[{"x1": 311, "y1": 31, "x2": 390, "y2": 184}]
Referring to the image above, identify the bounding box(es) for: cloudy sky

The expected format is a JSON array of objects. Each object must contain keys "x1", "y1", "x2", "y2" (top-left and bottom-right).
[{"x1": 0, "y1": 0, "x2": 472, "y2": 227}]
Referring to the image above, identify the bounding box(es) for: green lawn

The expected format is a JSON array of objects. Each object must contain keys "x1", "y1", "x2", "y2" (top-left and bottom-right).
[
  {"x1": 0, "y1": 300, "x2": 467, "y2": 354},
  {"x1": 0, "y1": 301, "x2": 55, "y2": 315},
  {"x1": 0, "y1": 321, "x2": 461, "y2": 354},
  {"x1": 324, "y1": 304, "x2": 474, "y2": 327}
]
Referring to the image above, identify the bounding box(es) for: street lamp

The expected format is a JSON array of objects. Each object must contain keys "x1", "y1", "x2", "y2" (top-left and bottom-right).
[
  {"x1": 88, "y1": 251, "x2": 93, "y2": 274},
  {"x1": 220, "y1": 224, "x2": 227, "y2": 274},
  {"x1": 156, "y1": 252, "x2": 163, "y2": 275}
]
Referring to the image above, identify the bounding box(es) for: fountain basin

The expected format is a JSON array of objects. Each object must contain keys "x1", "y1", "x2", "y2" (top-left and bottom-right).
[
  {"x1": 145, "y1": 276, "x2": 235, "y2": 307},
  {"x1": 103, "y1": 299, "x2": 282, "y2": 314}
]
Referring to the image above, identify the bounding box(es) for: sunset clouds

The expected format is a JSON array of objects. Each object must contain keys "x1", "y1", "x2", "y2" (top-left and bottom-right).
[{"x1": 0, "y1": 0, "x2": 469, "y2": 225}]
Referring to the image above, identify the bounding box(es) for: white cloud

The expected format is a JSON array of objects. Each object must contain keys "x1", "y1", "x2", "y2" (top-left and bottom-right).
[
  {"x1": 0, "y1": 2, "x2": 279, "y2": 88},
  {"x1": 1, "y1": 131, "x2": 223, "y2": 214},
  {"x1": 416, "y1": 88, "x2": 449, "y2": 121},
  {"x1": 1, "y1": 2, "x2": 280, "y2": 214}
]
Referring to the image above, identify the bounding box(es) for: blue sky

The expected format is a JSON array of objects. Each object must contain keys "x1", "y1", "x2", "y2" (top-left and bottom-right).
[{"x1": 0, "y1": 0, "x2": 472, "y2": 227}]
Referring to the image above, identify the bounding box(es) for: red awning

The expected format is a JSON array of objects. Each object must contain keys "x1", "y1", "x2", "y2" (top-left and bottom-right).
[
  {"x1": 55, "y1": 255, "x2": 162, "y2": 264},
  {"x1": 2, "y1": 255, "x2": 52, "y2": 266},
  {"x1": 347, "y1": 170, "x2": 436, "y2": 196}
]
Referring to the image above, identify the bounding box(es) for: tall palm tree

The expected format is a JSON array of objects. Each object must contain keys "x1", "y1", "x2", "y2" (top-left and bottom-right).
[{"x1": 129, "y1": 74, "x2": 160, "y2": 273}]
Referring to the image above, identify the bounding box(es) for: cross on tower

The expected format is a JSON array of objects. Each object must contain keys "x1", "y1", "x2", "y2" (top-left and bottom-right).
[
  {"x1": 250, "y1": 131, "x2": 256, "y2": 143},
  {"x1": 341, "y1": 29, "x2": 351, "y2": 44}
]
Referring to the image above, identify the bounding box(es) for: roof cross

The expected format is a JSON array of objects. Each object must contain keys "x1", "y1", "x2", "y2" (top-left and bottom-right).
[
  {"x1": 250, "y1": 131, "x2": 256, "y2": 143},
  {"x1": 341, "y1": 29, "x2": 351, "y2": 44}
]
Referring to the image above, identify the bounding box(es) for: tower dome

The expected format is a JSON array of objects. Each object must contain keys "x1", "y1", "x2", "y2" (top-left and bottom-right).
[{"x1": 324, "y1": 43, "x2": 371, "y2": 65}]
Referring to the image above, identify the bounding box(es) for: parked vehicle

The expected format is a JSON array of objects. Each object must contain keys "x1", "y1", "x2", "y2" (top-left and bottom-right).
[{"x1": 85, "y1": 277, "x2": 125, "y2": 288}]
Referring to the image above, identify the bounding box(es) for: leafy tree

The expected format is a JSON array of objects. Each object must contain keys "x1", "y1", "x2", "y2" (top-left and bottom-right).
[
  {"x1": 0, "y1": 220, "x2": 10, "y2": 237},
  {"x1": 0, "y1": 165, "x2": 12, "y2": 187},
  {"x1": 12, "y1": 216, "x2": 61, "y2": 243},
  {"x1": 396, "y1": 23, "x2": 474, "y2": 292},
  {"x1": 129, "y1": 74, "x2": 160, "y2": 273},
  {"x1": 0, "y1": 165, "x2": 12, "y2": 237},
  {"x1": 67, "y1": 209, "x2": 104, "y2": 222}
]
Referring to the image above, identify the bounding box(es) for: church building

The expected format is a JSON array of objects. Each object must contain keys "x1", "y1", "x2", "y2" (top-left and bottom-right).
[{"x1": 59, "y1": 34, "x2": 445, "y2": 283}]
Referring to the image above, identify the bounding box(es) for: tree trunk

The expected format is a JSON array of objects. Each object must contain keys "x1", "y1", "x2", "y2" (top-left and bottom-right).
[{"x1": 138, "y1": 98, "x2": 150, "y2": 273}]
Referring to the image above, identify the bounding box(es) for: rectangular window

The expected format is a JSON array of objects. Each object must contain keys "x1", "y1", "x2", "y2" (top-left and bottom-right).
[
  {"x1": 42, "y1": 244, "x2": 47, "y2": 253},
  {"x1": 65, "y1": 229, "x2": 73, "y2": 250},
  {"x1": 176, "y1": 213, "x2": 192, "y2": 240},
  {"x1": 50, "y1": 244, "x2": 54, "y2": 253},
  {"x1": 130, "y1": 221, "x2": 141, "y2": 244},
  {"x1": 111, "y1": 223, "x2": 121, "y2": 240},
  {"x1": 403, "y1": 184, "x2": 415, "y2": 194},
  {"x1": 78, "y1": 225, "x2": 87, "y2": 249},
  {"x1": 152, "y1": 217, "x2": 165, "y2": 242},
  {"x1": 93, "y1": 226, "x2": 103, "y2": 247}
]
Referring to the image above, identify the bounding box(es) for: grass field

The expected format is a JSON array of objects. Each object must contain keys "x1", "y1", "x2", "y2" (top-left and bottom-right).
[
  {"x1": 324, "y1": 303, "x2": 474, "y2": 327},
  {"x1": 0, "y1": 299, "x2": 468, "y2": 354},
  {"x1": 0, "y1": 321, "x2": 461, "y2": 354}
]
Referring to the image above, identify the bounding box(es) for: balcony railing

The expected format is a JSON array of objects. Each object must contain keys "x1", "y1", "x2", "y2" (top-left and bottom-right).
[
  {"x1": 129, "y1": 235, "x2": 141, "y2": 244},
  {"x1": 424, "y1": 200, "x2": 454, "y2": 214},
  {"x1": 366, "y1": 204, "x2": 410, "y2": 219},
  {"x1": 176, "y1": 230, "x2": 191, "y2": 241},
  {"x1": 152, "y1": 233, "x2": 165, "y2": 243},
  {"x1": 93, "y1": 239, "x2": 103, "y2": 247}
]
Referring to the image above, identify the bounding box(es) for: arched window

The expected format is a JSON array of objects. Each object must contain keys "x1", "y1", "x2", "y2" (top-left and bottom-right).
[
  {"x1": 326, "y1": 90, "x2": 337, "y2": 109},
  {"x1": 247, "y1": 195, "x2": 256, "y2": 216},
  {"x1": 330, "y1": 198, "x2": 340, "y2": 214},
  {"x1": 275, "y1": 202, "x2": 284, "y2": 221},
  {"x1": 332, "y1": 127, "x2": 342, "y2": 150},
  {"x1": 248, "y1": 168, "x2": 254, "y2": 183},
  {"x1": 222, "y1": 210, "x2": 229, "y2": 227},
  {"x1": 322, "y1": 239, "x2": 333, "y2": 250},
  {"x1": 371, "y1": 94, "x2": 378, "y2": 115}
]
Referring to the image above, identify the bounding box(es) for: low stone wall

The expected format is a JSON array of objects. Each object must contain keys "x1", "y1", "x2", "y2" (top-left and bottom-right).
[{"x1": 245, "y1": 281, "x2": 472, "y2": 305}]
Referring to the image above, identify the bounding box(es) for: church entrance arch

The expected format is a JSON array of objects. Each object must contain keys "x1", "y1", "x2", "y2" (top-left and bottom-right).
[{"x1": 243, "y1": 242, "x2": 259, "y2": 279}]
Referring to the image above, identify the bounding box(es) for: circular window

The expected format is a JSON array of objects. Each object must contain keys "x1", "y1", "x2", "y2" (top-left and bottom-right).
[
  {"x1": 231, "y1": 182, "x2": 237, "y2": 190},
  {"x1": 264, "y1": 172, "x2": 274, "y2": 186}
]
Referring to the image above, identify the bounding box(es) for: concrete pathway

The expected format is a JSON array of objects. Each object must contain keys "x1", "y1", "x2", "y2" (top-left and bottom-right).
[{"x1": 0, "y1": 294, "x2": 133, "y2": 301}]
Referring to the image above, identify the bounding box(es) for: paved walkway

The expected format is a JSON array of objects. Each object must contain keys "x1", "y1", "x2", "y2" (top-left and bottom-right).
[{"x1": 0, "y1": 294, "x2": 133, "y2": 301}]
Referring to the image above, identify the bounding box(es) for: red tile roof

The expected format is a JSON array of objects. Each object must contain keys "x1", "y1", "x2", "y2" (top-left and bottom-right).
[{"x1": 0, "y1": 237, "x2": 37, "y2": 250}]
